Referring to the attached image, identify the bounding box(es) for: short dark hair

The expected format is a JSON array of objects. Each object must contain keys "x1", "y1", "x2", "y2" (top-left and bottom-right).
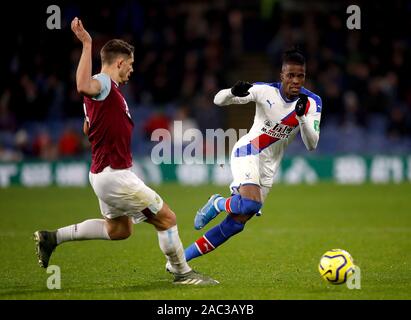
[
  {"x1": 282, "y1": 48, "x2": 306, "y2": 66},
  {"x1": 100, "y1": 39, "x2": 134, "y2": 65}
]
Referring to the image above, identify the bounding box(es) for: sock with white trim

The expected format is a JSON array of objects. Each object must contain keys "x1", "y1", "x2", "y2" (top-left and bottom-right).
[
  {"x1": 56, "y1": 219, "x2": 110, "y2": 245},
  {"x1": 158, "y1": 225, "x2": 191, "y2": 274}
]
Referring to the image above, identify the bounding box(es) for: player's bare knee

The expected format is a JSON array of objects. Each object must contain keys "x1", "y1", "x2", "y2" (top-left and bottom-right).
[
  {"x1": 106, "y1": 218, "x2": 132, "y2": 240},
  {"x1": 109, "y1": 232, "x2": 123, "y2": 240},
  {"x1": 108, "y1": 227, "x2": 132, "y2": 240},
  {"x1": 144, "y1": 203, "x2": 177, "y2": 231}
]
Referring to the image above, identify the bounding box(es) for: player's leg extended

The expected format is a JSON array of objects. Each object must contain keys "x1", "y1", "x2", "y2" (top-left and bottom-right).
[
  {"x1": 34, "y1": 168, "x2": 139, "y2": 268},
  {"x1": 185, "y1": 184, "x2": 263, "y2": 262},
  {"x1": 144, "y1": 203, "x2": 218, "y2": 285},
  {"x1": 34, "y1": 216, "x2": 131, "y2": 268}
]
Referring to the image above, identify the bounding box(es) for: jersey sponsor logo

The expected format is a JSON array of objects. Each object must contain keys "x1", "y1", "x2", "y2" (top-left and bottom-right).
[
  {"x1": 264, "y1": 119, "x2": 273, "y2": 127},
  {"x1": 261, "y1": 122, "x2": 294, "y2": 140},
  {"x1": 235, "y1": 108, "x2": 301, "y2": 157},
  {"x1": 266, "y1": 99, "x2": 274, "y2": 108}
]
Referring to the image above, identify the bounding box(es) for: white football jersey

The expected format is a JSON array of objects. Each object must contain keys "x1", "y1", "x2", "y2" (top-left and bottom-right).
[{"x1": 214, "y1": 82, "x2": 322, "y2": 184}]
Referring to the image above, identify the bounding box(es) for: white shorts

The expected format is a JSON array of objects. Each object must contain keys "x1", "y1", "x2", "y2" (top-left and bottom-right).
[
  {"x1": 89, "y1": 166, "x2": 164, "y2": 224},
  {"x1": 229, "y1": 138, "x2": 275, "y2": 201}
]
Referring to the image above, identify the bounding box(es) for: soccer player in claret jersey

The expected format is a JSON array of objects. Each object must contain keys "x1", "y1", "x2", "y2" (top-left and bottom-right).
[
  {"x1": 168, "y1": 49, "x2": 322, "y2": 268},
  {"x1": 33, "y1": 18, "x2": 218, "y2": 285}
]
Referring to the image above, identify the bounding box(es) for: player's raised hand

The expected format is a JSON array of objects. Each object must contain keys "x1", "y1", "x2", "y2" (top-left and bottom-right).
[
  {"x1": 71, "y1": 17, "x2": 92, "y2": 44},
  {"x1": 295, "y1": 93, "x2": 308, "y2": 116},
  {"x1": 231, "y1": 81, "x2": 253, "y2": 97}
]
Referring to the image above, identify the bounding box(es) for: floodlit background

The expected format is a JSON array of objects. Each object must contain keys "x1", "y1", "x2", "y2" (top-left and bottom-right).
[{"x1": 0, "y1": 0, "x2": 410, "y2": 185}]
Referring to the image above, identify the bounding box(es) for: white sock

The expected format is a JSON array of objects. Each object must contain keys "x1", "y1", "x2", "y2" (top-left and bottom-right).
[
  {"x1": 56, "y1": 219, "x2": 110, "y2": 245},
  {"x1": 157, "y1": 225, "x2": 191, "y2": 274}
]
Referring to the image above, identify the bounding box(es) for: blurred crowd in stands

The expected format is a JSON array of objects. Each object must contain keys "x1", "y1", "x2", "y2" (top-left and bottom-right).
[{"x1": 0, "y1": 0, "x2": 410, "y2": 161}]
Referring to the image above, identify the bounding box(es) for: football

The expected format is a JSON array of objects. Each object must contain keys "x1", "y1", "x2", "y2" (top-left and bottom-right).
[{"x1": 318, "y1": 249, "x2": 355, "y2": 285}]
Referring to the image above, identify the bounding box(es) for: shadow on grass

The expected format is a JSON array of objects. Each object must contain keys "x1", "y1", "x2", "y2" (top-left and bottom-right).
[{"x1": 0, "y1": 279, "x2": 181, "y2": 299}]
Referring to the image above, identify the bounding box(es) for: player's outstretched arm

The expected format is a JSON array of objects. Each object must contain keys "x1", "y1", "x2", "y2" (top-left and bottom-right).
[
  {"x1": 295, "y1": 94, "x2": 321, "y2": 151},
  {"x1": 71, "y1": 17, "x2": 101, "y2": 97},
  {"x1": 214, "y1": 81, "x2": 255, "y2": 106}
]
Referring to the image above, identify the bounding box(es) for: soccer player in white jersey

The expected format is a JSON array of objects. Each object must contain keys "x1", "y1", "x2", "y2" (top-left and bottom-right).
[{"x1": 172, "y1": 49, "x2": 322, "y2": 265}]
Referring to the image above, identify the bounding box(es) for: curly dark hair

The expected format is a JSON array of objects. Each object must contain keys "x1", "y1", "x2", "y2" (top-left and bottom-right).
[{"x1": 282, "y1": 48, "x2": 306, "y2": 66}]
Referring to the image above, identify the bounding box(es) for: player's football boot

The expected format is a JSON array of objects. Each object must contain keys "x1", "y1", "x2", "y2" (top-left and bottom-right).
[
  {"x1": 194, "y1": 194, "x2": 223, "y2": 230},
  {"x1": 34, "y1": 230, "x2": 57, "y2": 268},
  {"x1": 173, "y1": 270, "x2": 219, "y2": 285}
]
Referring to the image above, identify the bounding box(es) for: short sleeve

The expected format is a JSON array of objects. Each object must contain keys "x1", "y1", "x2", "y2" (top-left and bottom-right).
[{"x1": 92, "y1": 73, "x2": 111, "y2": 101}]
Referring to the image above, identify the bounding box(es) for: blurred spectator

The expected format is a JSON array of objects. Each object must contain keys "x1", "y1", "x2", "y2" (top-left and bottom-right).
[
  {"x1": 0, "y1": 89, "x2": 16, "y2": 132},
  {"x1": 32, "y1": 130, "x2": 57, "y2": 161},
  {"x1": 58, "y1": 127, "x2": 82, "y2": 157},
  {"x1": 193, "y1": 93, "x2": 223, "y2": 133},
  {"x1": 0, "y1": 144, "x2": 21, "y2": 161},
  {"x1": 14, "y1": 129, "x2": 32, "y2": 158},
  {"x1": 143, "y1": 112, "x2": 170, "y2": 140},
  {"x1": 1, "y1": 0, "x2": 410, "y2": 161},
  {"x1": 387, "y1": 106, "x2": 410, "y2": 140},
  {"x1": 341, "y1": 91, "x2": 366, "y2": 128},
  {"x1": 171, "y1": 103, "x2": 200, "y2": 148}
]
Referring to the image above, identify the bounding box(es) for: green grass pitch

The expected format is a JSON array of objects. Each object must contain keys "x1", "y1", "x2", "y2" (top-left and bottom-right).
[{"x1": 0, "y1": 183, "x2": 410, "y2": 300}]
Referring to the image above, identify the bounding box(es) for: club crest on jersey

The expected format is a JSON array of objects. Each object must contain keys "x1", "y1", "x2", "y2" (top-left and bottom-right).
[
  {"x1": 261, "y1": 122, "x2": 294, "y2": 140},
  {"x1": 264, "y1": 119, "x2": 273, "y2": 127}
]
